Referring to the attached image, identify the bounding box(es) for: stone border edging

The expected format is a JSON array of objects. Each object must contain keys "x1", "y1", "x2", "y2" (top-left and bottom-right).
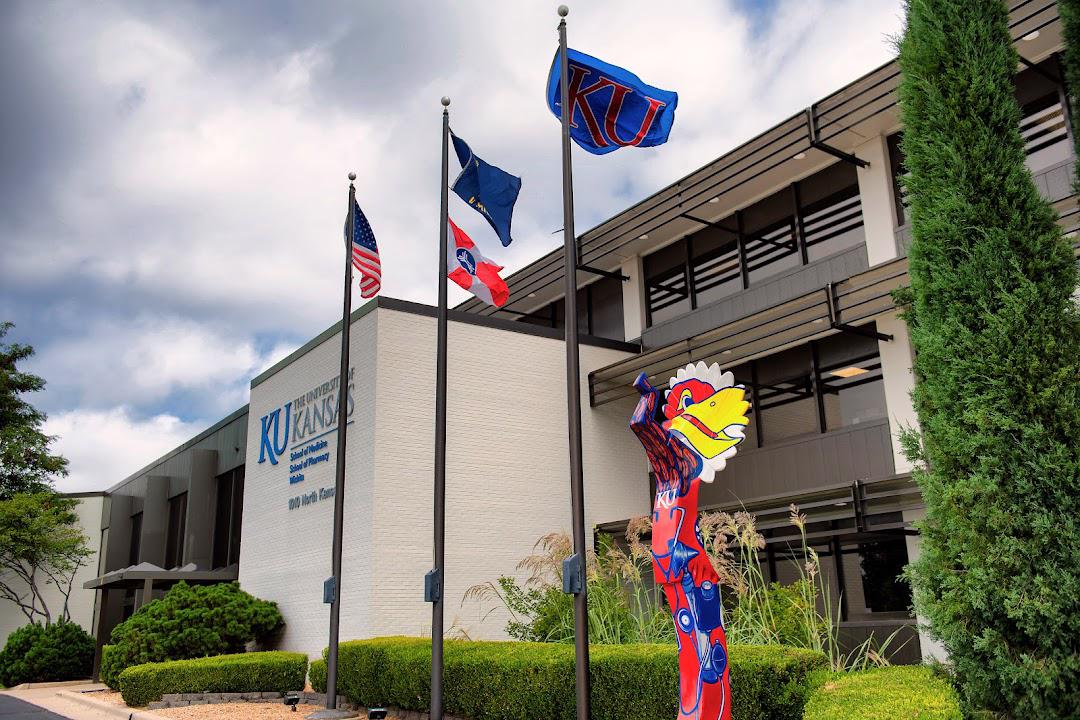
[{"x1": 7, "y1": 679, "x2": 96, "y2": 690}]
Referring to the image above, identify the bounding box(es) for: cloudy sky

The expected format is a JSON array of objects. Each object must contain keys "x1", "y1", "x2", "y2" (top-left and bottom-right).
[{"x1": 0, "y1": 0, "x2": 904, "y2": 493}]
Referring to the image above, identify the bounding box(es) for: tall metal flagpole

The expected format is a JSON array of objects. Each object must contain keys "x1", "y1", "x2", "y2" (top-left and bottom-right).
[
  {"x1": 430, "y1": 95, "x2": 451, "y2": 720},
  {"x1": 312, "y1": 174, "x2": 357, "y2": 720},
  {"x1": 557, "y1": 7, "x2": 591, "y2": 719}
]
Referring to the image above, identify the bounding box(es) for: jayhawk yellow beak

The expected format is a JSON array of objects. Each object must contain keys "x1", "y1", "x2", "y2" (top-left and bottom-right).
[{"x1": 667, "y1": 386, "x2": 750, "y2": 460}]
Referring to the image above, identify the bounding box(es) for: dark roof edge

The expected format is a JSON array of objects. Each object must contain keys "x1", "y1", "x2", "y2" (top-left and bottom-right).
[
  {"x1": 106, "y1": 404, "x2": 249, "y2": 494},
  {"x1": 250, "y1": 295, "x2": 641, "y2": 391}
]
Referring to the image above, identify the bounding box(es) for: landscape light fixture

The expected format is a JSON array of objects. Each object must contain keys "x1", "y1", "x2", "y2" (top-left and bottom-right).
[
  {"x1": 829, "y1": 366, "x2": 869, "y2": 378},
  {"x1": 284, "y1": 692, "x2": 300, "y2": 711},
  {"x1": 368, "y1": 710, "x2": 388, "y2": 720}
]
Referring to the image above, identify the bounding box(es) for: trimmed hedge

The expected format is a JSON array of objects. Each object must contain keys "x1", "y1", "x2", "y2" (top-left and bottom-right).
[
  {"x1": 117, "y1": 651, "x2": 307, "y2": 707},
  {"x1": 803, "y1": 666, "x2": 961, "y2": 720},
  {"x1": 312, "y1": 637, "x2": 826, "y2": 720}
]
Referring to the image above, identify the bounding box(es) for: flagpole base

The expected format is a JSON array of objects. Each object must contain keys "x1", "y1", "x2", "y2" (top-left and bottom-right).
[{"x1": 305, "y1": 708, "x2": 358, "y2": 719}]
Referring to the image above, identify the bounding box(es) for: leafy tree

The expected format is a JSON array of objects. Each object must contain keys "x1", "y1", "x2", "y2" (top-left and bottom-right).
[
  {"x1": 100, "y1": 581, "x2": 284, "y2": 689},
  {"x1": 898, "y1": 0, "x2": 1080, "y2": 716},
  {"x1": 0, "y1": 492, "x2": 91, "y2": 625},
  {"x1": 0, "y1": 321, "x2": 67, "y2": 499}
]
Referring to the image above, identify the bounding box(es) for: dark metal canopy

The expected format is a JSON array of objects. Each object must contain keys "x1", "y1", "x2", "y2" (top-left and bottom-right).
[{"x1": 83, "y1": 562, "x2": 238, "y2": 590}]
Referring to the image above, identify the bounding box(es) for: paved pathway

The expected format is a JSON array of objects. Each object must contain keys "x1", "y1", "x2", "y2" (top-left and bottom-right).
[
  {"x1": 0, "y1": 695, "x2": 73, "y2": 720},
  {"x1": 1, "y1": 684, "x2": 118, "y2": 720}
]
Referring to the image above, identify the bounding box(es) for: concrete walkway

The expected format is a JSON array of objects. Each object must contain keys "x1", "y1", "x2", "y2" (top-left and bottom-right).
[{"x1": 0, "y1": 683, "x2": 117, "y2": 720}]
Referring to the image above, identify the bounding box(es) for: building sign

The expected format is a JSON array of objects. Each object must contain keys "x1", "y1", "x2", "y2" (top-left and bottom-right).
[{"x1": 257, "y1": 368, "x2": 355, "y2": 488}]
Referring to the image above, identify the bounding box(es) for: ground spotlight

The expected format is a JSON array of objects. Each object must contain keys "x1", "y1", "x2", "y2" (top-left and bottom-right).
[
  {"x1": 284, "y1": 692, "x2": 300, "y2": 711},
  {"x1": 367, "y1": 709, "x2": 388, "y2": 719}
]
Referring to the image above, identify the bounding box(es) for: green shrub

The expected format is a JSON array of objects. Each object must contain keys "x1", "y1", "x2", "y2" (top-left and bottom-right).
[
  {"x1": 803, "y1": 666, "x2": 961, "y2": 720},
  {"x1": 309, "y1": 658, "x2": 326, "y2": 693},
  {"x1": 0, "y1": 622, "x2": 94, "y2": 686},
  {"x1": 100, "y1": 581, "x2": 282, "y2": 689},
  {"x1": 318, "y1": 636, "x2": 825, "y2": 720},
  {"x1": 898, "y1": 0, "x2": 1080, "y2": 716},
  {"x1": 116, "y1": 651, "x2": 307, "y2": 707}
]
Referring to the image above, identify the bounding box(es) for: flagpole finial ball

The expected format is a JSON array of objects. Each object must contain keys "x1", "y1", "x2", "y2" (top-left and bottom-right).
[
  {"x1": 558, "y1": 5, "x2": 569, "y2": 16},
  {"x1": 441, "y1": 96, "x2": 451, "y2": 107},
  {"x1": 348, "y1": 172, "x2": 356, "y2": 181}
]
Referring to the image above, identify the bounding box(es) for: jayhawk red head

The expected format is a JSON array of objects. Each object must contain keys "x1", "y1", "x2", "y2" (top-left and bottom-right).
[{"x1": 663, "y1": 361, "x2": 750, "y2": 482}]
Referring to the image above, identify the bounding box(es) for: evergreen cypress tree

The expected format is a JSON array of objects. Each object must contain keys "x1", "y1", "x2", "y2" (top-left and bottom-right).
[{"x1": 898, "y1": 0, "x2": 1080, "y2": 716}]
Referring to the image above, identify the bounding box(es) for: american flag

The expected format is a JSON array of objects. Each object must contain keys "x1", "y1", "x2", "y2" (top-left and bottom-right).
[{"x1": 348, "y1": 199, "x2": 381, "y2": 298}]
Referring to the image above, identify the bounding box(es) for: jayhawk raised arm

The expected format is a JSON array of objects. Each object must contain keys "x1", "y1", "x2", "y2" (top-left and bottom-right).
[{"x1": 629, "y1": 362, "x2": 750, "y2": 720}]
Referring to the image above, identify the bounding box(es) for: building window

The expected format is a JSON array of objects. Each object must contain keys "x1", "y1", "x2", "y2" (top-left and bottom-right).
[
  {"x1": 213, "y1": 467, "x2": 245, "y2": 569},
  {"x1": 690, "y1": 227, "x2": 742, "y2": 307},
  {"x1": 815, "y1": 331, "x2": 887, "y2": 431},
  {"x1": 515, "y1": 277, "x2": 625, "y2": 341},
  {"x1": 164, "y1": 492, "x2": 187, "y2": 569},
  {"x1": 798, "y1": 162, "x2": 864, "y2": 263},
  {"x1": 1016, "y1": 59, "x2": 1071, "y2": 175},
  {"x1": 743, "y1": 190, "x2": 800, "y2": 285},
  {"x1": 887, "y1": 133, "x2": 909, "y2": 227},
  {"x1": 644, "y1": 239, "x2": 691, "y2": 325},
  {"x1": 858, "y1": 538, "x2": 913, "y2": 613},
  {"x1": 641, "y1": 160, "x2": 865, "y2": 328},
  {"x1": 755, "y1": 345, "x2": 819, "y2": 444},
  {"x1": 128, "y1": 512, "x2": 142, "y2": 566}
]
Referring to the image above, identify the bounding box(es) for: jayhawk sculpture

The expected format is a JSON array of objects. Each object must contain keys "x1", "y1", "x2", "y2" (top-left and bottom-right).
[{"x1": 629, "y1": 362, "x2": 750, "y2": 720}]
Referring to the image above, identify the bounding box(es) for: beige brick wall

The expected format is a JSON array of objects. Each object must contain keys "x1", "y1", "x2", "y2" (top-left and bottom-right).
[
  {"x1": 239, "y1": 310, "x2": 378, "y2": 658},
  {"x1": 371, "y1": 309, "x2": 647, "y2": 640},
  {"x1": 239, "y1": 305, "x2": 649, "y2": 656}
]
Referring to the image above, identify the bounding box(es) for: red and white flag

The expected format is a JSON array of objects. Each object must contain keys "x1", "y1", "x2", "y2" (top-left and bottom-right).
[{"x1": 446, "y1": 218, "x2": 509, "y2": 307}]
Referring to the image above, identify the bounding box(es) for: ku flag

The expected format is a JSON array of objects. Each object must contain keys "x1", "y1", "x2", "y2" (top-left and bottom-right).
[
  {"x1": 446, "y1": 218, "x2": 509, "y2": 307},
  {"x1": 451, "y1": 132, "x2": 521, "y2": 247},
  {"x1": 546, "y1": 48, "x2": 678, "y2": 155}
]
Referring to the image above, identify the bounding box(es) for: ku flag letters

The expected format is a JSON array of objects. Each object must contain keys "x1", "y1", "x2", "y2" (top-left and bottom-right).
[
  {"x1": 446, "y1": 218, "x2": 509, "y2": 307},
  {"x1": 451, "y1": 132, "x2": 521, "y2": 247},
  {"x1": 546, "y1": 48, "x2": 678, "y2": 155}
]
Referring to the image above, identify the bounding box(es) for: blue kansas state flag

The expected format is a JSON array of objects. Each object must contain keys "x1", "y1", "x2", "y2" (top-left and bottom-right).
[
  {"x1": 547, "y1": 48, "x2": 678, "y2": 155},
  {"x1": 451, "y1": 133, "x2": 522, "y2": 247}
]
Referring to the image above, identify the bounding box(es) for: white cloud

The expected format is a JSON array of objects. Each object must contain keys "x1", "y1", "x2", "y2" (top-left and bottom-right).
[
  {"x1": 3, "y1": 0, "x2": 905, "y2": 466},
  {"x1": 44, "y1": 407, "x2": 209, "y2": 493}
]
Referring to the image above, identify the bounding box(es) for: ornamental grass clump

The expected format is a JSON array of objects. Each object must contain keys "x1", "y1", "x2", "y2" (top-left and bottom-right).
[{"x1": 898, "y1": 0, "x2": 1080, "y2": 715}]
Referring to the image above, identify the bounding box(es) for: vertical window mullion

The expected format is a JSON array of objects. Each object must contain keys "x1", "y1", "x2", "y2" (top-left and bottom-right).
[
  {"x1": 736, "y1": 210, "x2": 749, "y2": 289},
  {"x1": 811, "y1": 341, "x2": 827, "y2": 434},
  {"x1": 750, "y1": 360, "x2": 764, "y2": 448},
  {"x1": 792, "y1": 182, "x2": 808, "y2": 265},
  {"x1": 685, "y1": 237, "x2": 698, "y2": 310}
]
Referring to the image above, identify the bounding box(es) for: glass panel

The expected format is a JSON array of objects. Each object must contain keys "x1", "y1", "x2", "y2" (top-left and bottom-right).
[
  {"x1": 800, "y1": 163, "x2": 864, "y2": 263},
  {"x1": 690, "y1": 226, "x2": 741, "y2": 307},
  {"x1": 817, "y1": 328, "x2": 886, "y2": 431},
  {"x1": 858, "y1": 538, "x2": 913, "y2": 612},
  {"x1": 519, "y1": 306, "x2": 555, "y2": 328},
  {"x1": 644, "y1": 239, "x2": 690, "y2": 325},
  {"x1": 550, "y1": 289, "x2": 588, "y2": 331},
  {"x1": 756, "y1": 345, "x2": 818, "y2": 443},
  {"x1": 1021, "y1": 94, "x2": 1071, "y2": 174},
  {"x1": 128, "y1": 512, "x2": 142, "y2": 566},
  {"x1": 213, "y1": 473, "x2": 233, "y2": 569},
  {"x1": 229, "y1": 468, "x2": 245, "y2": 566},
  {"x1": 588, "y1": 276, "x2": 624, "y2": 340},
  {"x1": 165, "y1": 493, "x2": 187, "y2": 569},
  {"x1": 887, "y1": 133, "x2": 909, "y2": 227},
  {"x1": 1015, "y1": 60, "x2": 1071, "y2": 175},
  {"x1": 743, "y1": 190, "x2": 800, "y2": 284},
  {"x1": 729, "y1": 362, "x2": 758, "y2": 449}
]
